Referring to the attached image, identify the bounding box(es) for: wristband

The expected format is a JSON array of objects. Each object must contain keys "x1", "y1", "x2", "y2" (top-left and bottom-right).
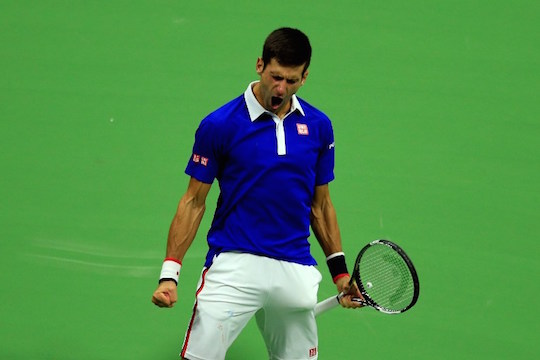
[
  {"x1": 159, "y1": 258, "x2": 182, "y2": 285},
  {"x1": 326, "y1": 252, "x2": 349, "y2": 283}
]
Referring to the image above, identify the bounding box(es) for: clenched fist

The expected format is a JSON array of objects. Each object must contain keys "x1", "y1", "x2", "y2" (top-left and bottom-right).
[{"x1": 152, "y1": 280, "x2": 178, "y2": 308}]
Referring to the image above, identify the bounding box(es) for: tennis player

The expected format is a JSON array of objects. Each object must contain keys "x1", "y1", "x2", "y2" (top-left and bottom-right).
[{"x1": 152, "y1": 27, "x2": 362, "y2": 360}]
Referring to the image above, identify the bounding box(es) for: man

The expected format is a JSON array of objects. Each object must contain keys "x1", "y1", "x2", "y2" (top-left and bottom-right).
[{"x1": 152, "y1": 27, "x2": 361, "y2": 360}]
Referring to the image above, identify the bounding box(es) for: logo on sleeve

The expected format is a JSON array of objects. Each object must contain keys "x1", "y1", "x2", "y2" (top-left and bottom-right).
[
  {"x1": 192, "y1": 154, "x2": 208, "y2": 166},
  {"x1": 296, "y1": 123, "x2": 309, "y2": 135}
]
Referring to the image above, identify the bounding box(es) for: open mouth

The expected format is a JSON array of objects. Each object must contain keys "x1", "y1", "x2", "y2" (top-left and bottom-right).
[{"x1": 271, "y1": 96, "x2": 283, "y2": 108}]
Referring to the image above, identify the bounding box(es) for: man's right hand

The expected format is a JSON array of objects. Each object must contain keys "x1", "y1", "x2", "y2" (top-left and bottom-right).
[{"x1": 152, "y1": 280, "x2": 178, "y2": 308}]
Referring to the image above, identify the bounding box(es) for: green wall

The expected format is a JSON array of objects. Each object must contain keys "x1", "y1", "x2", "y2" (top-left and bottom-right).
[{"x1": 1, "y1": 1, "x2": 538, "y2": 358}]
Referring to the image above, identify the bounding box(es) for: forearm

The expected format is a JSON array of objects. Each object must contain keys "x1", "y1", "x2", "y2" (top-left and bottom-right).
[
  {"x1": 153, "y1": 178, "x2": 209, "y2": 307},
  {"x1": 165, "y1": 182, "x2": 208, "y2": 262},
  {"x1": 166, "y1": 203, "x2": 205, "y2": 261}
]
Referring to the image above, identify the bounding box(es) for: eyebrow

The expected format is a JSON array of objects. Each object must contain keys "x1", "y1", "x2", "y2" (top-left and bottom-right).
[{"x1": 270, "y1": 73, "x2": 301, "y2": 83}]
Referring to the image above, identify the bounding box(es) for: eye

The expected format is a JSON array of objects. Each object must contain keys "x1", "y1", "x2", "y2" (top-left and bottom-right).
[{"x1": 286, "y1": 79, "x2": 298, "y2": 85}]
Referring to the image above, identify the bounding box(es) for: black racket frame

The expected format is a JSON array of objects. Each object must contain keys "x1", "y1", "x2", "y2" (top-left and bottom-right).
[{"x1": 350, "y1": 239, "x2": 420, "y2": 314}]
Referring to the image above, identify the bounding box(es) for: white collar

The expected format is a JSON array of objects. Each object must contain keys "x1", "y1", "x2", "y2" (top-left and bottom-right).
[{"x1": 244, "y1": 81, "x2": 305, "y2": 122}]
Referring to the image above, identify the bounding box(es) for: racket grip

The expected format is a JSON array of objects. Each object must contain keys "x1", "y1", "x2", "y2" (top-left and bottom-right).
[{"x1": 314, "y1": 292, "x2": 343, "y2": 316}]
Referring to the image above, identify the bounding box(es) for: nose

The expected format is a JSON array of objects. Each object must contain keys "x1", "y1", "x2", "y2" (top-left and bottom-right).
[{"x1": 276, "y1": 81, "x2": 286, "y2": 95}]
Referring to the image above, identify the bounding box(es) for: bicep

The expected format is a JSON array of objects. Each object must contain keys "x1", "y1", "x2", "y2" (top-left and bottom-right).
[
  {"x1": 312, "y1": 184, "x2": 331, "y2": 210},
  {"x1": 311, "y1": 183, "x2": 332, "y2": 223},
  {"x1": 183, "y1": 177, "x2": 212, "y2": 208},
  {"x1": 311, "y1": 183, "x2": 342, "y2": 256}
]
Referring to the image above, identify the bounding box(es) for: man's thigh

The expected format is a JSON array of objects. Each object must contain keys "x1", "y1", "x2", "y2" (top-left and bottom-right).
[{"x1": 181, "y1": 253, "x2": 270, "y2": 360}]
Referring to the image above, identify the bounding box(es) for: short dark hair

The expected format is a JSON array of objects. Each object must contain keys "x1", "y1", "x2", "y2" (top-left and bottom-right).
[{"x1": 262, "y1": 27, "x2": 312, "y2": 74}]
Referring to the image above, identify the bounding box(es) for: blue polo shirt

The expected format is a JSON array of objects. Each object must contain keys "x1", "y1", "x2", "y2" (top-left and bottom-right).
[{"x1": 186, "y1": 82, "x2": 336, "y2": 267}]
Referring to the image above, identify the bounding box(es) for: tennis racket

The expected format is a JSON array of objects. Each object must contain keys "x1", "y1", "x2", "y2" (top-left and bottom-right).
[{"x1": 315, "y1": 239, "x2": 419, "y2": 316}]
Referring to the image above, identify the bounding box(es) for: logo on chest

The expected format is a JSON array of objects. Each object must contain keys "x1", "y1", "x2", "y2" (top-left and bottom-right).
[{"x1": 296, "y1": 123, "x2": 309, "y2": 135}]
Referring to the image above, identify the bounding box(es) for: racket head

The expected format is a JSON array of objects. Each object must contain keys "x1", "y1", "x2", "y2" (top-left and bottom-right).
[{"x1": 351, "y1": 239, "x2": 419, "y2": 314}]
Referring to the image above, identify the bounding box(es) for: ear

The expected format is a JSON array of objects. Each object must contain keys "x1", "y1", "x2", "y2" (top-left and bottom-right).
[
  {"x1": 256, "y1": 57, "x2": 264, "y2": 75},
  {"x1": 301, "y1": 69, "x2": 309, "y2": 85}
]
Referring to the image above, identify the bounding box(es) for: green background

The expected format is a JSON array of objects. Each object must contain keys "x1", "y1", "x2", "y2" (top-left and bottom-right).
[{"x1": 1, "y1": 0, "x2": 538, "y2": 359}]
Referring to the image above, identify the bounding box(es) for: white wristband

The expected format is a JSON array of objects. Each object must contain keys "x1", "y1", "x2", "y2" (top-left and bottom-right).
[{"x1": 159, "y1": 258, "x2": 182, "y2": 284}]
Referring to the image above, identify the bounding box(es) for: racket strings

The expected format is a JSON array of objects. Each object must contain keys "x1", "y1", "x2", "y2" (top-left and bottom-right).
[{"x1": 358, "y1": 245, "x2": 415, "y2": 311}]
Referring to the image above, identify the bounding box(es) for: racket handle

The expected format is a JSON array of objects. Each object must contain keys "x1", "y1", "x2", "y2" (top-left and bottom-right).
[{"x1": 314, "y1": 292, "x2": 344, "y2": 316}]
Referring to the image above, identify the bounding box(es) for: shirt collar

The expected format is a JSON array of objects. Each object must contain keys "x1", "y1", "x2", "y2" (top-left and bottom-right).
[{"x1": 244, "y1": 81, "x2": 305, "y2": 122}]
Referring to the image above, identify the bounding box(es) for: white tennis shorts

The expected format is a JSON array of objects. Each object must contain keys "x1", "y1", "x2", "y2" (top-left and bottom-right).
[{"x1": 180, "y1": 252, "x2": 322, "y2": 360}]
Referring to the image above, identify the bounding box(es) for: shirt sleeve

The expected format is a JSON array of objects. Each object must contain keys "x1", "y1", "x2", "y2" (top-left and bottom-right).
[
  {"x1": 315, "y1": 118, "x2": 335, "y2": 186},
  {"x1": 185, "y1": 117, "x2": 221, "y2": 184}
]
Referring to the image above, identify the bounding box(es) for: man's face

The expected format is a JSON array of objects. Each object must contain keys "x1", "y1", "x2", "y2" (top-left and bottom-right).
[{"x1": 255, "y1": 57, "x2": 308, "y2": 118}]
